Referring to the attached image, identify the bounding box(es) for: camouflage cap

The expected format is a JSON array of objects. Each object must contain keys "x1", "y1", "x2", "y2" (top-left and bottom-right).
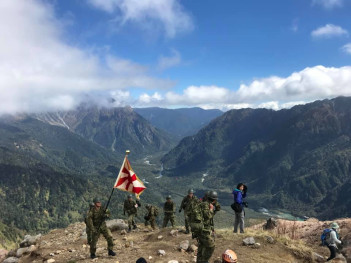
[
  {"x1": 166, "y1": 195, "x2": 172, "y2": 200},
  {"x1": 127, "y1": 194, "x2": 133, "y2": 198},
  {"x1": 188, "y1": 189, "x2": 194, "y2": 194},
  {"x1": 207, "y1": 191, "x2": 218, "y2": 200}
]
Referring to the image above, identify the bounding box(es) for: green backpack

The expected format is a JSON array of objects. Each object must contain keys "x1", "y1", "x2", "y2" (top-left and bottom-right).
[{"x1": 187, "y1": 199, "x2": 204, "y2": 236}]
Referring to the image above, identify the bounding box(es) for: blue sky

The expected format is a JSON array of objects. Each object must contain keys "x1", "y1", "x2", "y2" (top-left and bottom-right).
[{"x1": 1, "y1": 0, "x2": 351, "y2": 114}]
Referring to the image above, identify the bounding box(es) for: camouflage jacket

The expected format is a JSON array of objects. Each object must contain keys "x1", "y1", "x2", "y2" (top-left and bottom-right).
[
  {"x1": 86, "y1": 207, "x2": 110, "y2": 230},
  {"x1": 164, "y1": 201, "x2": 176, "y2": 214},
  {"x1": 199, "y1": 201, "x2": 214, "y2": 231},
  {"x1": 124, "y1": 199, "x2": 138, "y2": 214},
  {"x1": 180, "y1": 195, "x2": 197, "y2": 212},
  {"x1": 146, "y1": 206, "x2": 158, "y2": 218}
]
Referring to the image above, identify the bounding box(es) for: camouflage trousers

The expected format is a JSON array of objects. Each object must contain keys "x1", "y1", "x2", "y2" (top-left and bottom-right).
[
  {"x1": 86, "y1": 225, "x2": 92, "y2": 245},
  {"x1": 90, "y1": 224, "x2": 114, "y2": 254},
  {"x1": 163, "y1": 213, "x2": 175, "y2": 227},
  {"x1": 145, "y1": 216, "x2": 156, "y2": 229},
  {"x1": 196, "y1": 230, "x2": 215, "y2": 263},
  {"x1": 127, "y1": 213, "x2": 137, "y2": 228},
  {"x1": 184, "y1": 211, "x2": 190, "y2": 232}
]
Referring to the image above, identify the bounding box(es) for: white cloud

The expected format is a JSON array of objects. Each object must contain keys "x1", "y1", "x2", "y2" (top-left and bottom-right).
[
  {"x1": 134, "y1": 66, "x2": 351, "y2": 111},
  {"x1": 157, "y1": 49, "x2": 181, "y2": 70},
  {"x1": 312, "y1": 0, "x2": 343, "y2": 9},
  {"x1": 341, "y1": 43, "x2": 351, "y2": 54},
  {"x1": 88, "y1": 0, "x2": 193, "y2": 38},
  {"x1": 0, "y1": 0, "x2": 174, "y2": 115},
  {"x1": 311, "y1": 24, "x2": 348, "y2": 38}
]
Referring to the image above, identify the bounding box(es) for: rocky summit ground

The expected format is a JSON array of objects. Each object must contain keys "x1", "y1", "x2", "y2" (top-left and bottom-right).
[{"x1": 2, "y1": 218, "x2": 351, "y2": 263}]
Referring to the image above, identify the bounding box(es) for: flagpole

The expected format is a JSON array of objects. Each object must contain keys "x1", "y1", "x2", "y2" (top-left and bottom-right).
[{"x1": 105, "y1": 150, "x2": 130, "y2": 211}]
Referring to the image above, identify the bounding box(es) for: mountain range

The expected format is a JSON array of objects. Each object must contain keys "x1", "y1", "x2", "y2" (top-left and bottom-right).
[{"x1": 162, "y1": 97, "x2": 351, "y2": 219}]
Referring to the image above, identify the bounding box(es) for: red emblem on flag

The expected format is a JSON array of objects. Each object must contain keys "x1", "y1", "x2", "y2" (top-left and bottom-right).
[{"x1": 114, "y1": 157, "x2": 146, "y2": 196}]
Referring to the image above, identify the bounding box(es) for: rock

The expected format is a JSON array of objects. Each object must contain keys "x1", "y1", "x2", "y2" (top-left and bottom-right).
[
  {"x1": 149, "y1": 256, "x2": 153, "y2": 260},
  {"x1": 3, "y1": 257, "x2": 19, "y2": 263},
  {"x1": 265, "y1": 235, "x2": 275, "y2": 244},
  {"x1": 16, "y1": 247, "x2": 28, "y2": 257},
  {"x1": 7, "y1": 250, "x2": 16, "y2": 257},
  {"x1": 243, "y1": 237, "x2": 255, "y2": 246},
  {"x1": 122, "y1": 237, "x2": 127, "y2": 241},
  {"x1": 120, "y1": 229, "x2": 127, "y2": 235},
  {"x1": 168, "y1": 261, "x2": 179, "y2": 263},
  {"x1": 179, "y1": 240, "x2": 190, "y2": 251},
  {"x1": 45, "y1": 259, "x2": 55, "y2": 263},
  {"x1": 170, "y1": 230, "x2": 178, "y2": 237},
  {"x1": 158, "y1": 250, "x2": 166, "y2": 256},
  {"x1": 158, "y1": 235, "x2": 163, "y2": 240},
  {"x1": 312, "y1": 252, "x2": 325, "y2": 262},
  {"x1": 49, "y1": 253, "x2": 55, "y2": 256},
  {"x1": 106, "y1": 219, "x2": 128, "y2": 231},
  {"x1": 253, "y1": 243, "x2": 261, "y2": 249},
  {"x1": 264, "y1": 217, "x2": 278, "y2": 230},
  {"x1": 20, "y1": 234, "x2": 42, "y2": 248},
  {"x1": 189, "y1": 244, "x2": 198, "y2": 252}
]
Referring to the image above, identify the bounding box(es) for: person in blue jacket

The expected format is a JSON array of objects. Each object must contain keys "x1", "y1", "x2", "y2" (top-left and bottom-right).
[{"x1": 232, "y1": 183, "x2": 247, "y2": 233}]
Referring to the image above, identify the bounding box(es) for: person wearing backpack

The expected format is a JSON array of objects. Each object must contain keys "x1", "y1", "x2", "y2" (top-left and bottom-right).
[
  {"x1": 144, "y1": 204, "x2": 158, "y2": 230},
  {"x1": 232, "y1": 183, "x2": 247, "y2": 233},
  {"x1": 179, "y1": 189, "x2": 198, "y2": 234},
  {"x1": 324, "y1": 222, "x2": 342, "y2": 261},
  {"x1": 190, "y1": 190, "x2": 218, "y2": 263}
]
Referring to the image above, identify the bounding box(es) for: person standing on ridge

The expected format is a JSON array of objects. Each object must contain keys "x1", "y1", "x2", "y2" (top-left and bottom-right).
[
  {"x1": 144, "y1": 204, "x2": 158, "y2": 230},
  {"x1": 179, "y1": 189, "x2": 197, "y2": 234},
  {"x1": 326, "y1": 222, "x2": 342, "y2": 261},
  {"x1": 124, "y1": 194, "x2": 141, "y2": 232},
  {"x1": 86, "y1": 197, "x2": 116, "y2": 259},
  {"x1": 195, "y1": 190, "x2": 218, "y2": 263},
  {"x1": 84, "y1": 202, "x2": 95, "y2": 245},
  {"x1": 163, "y1": 195, "x2": 176, "y2": 228},
  {"x1": 202, "y1": 191, "x2": 221, "y2": 214},
  {"x1": 232, "y1": 183, "x2": 247, "y2": 233}
]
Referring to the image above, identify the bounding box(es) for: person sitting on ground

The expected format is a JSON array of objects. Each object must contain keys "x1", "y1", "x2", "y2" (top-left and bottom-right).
[
  {"x1": 222, "y1": 249, "x2": 238, "y2": 263},
  {"x1": 326, "y1": 222, "x2": 342, "y2": 261}
]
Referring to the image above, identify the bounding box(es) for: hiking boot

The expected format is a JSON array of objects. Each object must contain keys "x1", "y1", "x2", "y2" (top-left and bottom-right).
[
  {"x1": 133, "y1": 225, "x2": 137, "y2": 229},
  {"x1": 127, "y1": 226, "x2": 131, "y2": 233},
  {"x1": 108, "y1": 250, "x2": 116, "y2": 256},
  {"x1": 90, "y1": 253, "x2": 96, "y2": 259},
  {"x1": 185, "y1": 230, "x2": 190, "y2": 234}
]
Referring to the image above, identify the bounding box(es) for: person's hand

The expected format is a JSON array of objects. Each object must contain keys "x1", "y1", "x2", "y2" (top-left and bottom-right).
[
  {"x1": 243, "y1": 185, "x2": 248, "y2": 192},
  {"x1": 209, "y1": 203, "x2": 214, "y2": 211}
]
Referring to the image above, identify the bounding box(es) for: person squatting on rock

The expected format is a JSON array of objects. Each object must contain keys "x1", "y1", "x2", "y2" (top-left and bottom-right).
[
  {"x1": 84, "y1": 202, "x2": 94, "y2": 245},
  {"x1": 124, "y1": 194, "x2": 141, "y2": 232},
  {"x1": 232, "y1": 183, "x2": 247, "y2": 233},
  {"x1": 144, "y1": 204, "x2": 158, "y2": 230},
  {"x1": 86, "y1": 197, "x2": 116, "y2": 259},
  {"x1": 326, "y1": 222, "x2": 342, "y2": 261},
  {"x1": 179, "y1": 189, "x2": 198, "y2": 234},
  {"x1": 190, "y1": 190, "x2": 218, "y2": 263},
  {"x1": 163, "y1": 195, "x2": 176, "y2": 228}
]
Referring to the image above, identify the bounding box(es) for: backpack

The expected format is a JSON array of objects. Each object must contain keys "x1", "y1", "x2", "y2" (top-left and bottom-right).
[
  {"x1": 231, "y1": 202, "x2": 242, "y2": 213},
  {"x1": 321, "y1": 229, "x2": 332, "y2": 246},
  {"x1": 187, "y1": 199, "x2": 204, "y2": 236}
]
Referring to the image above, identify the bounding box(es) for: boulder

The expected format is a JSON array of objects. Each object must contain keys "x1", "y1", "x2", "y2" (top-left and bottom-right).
[
  {"x1": 179, "y1": 240, "x2": 190, "y2": 251},
  {"x1": 20, "y1": 234, "x2": 41, "y2": 248},
  {"x1": 265, "y1": 235, "x2": 275, "y2": 244},
  {"x1": 106, "y1": 219, "x2": 128, "y2": 231},
  {"x1": 264, "y1": 217, "x2": 278, "y2": 230},
  {"x1": 170, "y1": 230, "x2": 178, "y2": 237},
  {"x1": 243, "y1": 237, "x2": 255, "y2": 246},
  {"x1": 158, "y1": 250, "x2": 166, "y2": 256},
  {"x1": 16, "y1": 247, "x2": 28, "y2": 257},
  {"x1": 253, "y1": 243, "x2": 261, "y2": 249},
  {"x1": 3, "y1": 257, "x2": 19, "y2": 263}
]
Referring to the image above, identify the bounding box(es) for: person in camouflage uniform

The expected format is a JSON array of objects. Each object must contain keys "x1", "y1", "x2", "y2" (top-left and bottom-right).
[
  {"x1": 144, "y1": 204, "x2": 158, "y2": 230},
  {"x1": 179, "y1": 189, "x2": 197, "y2": 234},
  {"x1": 123, "y1": 194, "x2": 141, "y2": 232},
  {"x1": 84, "y1": 202, "x2": 95, "y2": 245},
  {"x1": 86, "y1": 198, "x2": 116, "y2": 259},
  {"x1": 195, "y1": 191, "x2": 218, "y2": 263},
  {"x1": 202, "y1": 191, "x2": 221, "y2": 214},
  {"x1": 163, "y1": 195, "x2": 176, "y2": 228}
]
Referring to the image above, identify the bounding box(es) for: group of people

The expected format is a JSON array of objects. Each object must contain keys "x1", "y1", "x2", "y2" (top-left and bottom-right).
[
  {"x1": 84, "y1": 185, "x2": 248, "y2": 262},
  {"x1": 83, "y1": 183, "x2": 345, "y2": 262}
]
